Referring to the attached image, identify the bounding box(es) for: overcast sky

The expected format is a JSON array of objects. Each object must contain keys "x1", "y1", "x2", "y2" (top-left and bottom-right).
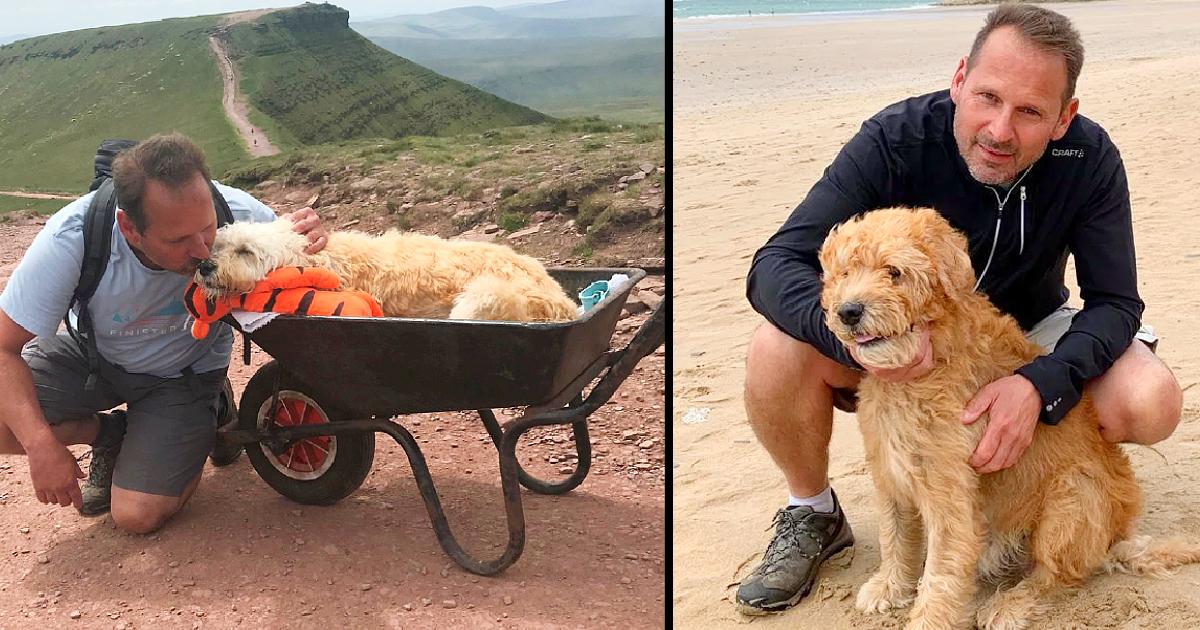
[{"x1": 4, "y1": 1, "x2": 551, "y2": 39}]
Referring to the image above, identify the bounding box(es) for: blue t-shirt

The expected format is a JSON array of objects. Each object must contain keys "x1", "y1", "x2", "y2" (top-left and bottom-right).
[{"x1": 0, "y1": 182, "x2": 277, "y2": 377}]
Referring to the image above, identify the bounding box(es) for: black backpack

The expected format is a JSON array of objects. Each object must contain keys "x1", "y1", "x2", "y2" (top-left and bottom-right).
[{"x1": 66, "y1": 139, "x2": 236, "y2": 388}]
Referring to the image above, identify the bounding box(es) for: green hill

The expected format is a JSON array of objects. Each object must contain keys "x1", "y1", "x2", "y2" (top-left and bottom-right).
[
  {"x1": 0, "y1": 3, "x2": 548, "y2": 193},
  {"x1": 219, "y1": 4, "x2": 548, "y2": 147},
  {"x1": 367, "y1": 36, "x2": 664, "y2": 123},
  {"x1": 354, "y1": 0, "x2": 665, "y2": 124},
  {"x1": 0, "y1": 14, "x2": 241, "y2": 191}
]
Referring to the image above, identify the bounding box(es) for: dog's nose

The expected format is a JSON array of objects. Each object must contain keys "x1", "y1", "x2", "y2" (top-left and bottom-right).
[
  {"x1": 197, "y1": 260, "x2": 216, "y2": 277},
  {"x1": 837, "y1": 302, "x2": 865, "y2": 326}
]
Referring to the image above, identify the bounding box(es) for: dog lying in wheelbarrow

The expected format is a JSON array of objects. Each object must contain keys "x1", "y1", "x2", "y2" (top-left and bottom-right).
[{"x1": 195, "y1": 217, "x2": 578, "y2": 322}]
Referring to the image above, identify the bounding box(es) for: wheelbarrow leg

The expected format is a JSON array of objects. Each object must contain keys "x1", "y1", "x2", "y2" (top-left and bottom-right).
[
  {"x1": 478, "y1": 398, "x2": 594, "y2": 495},
  {"x1": 480, "y1": 408, "x2": 505, "y2": 448},
  {"x1": 385, "y1": 422, "x2": 525, "y2": 576}
]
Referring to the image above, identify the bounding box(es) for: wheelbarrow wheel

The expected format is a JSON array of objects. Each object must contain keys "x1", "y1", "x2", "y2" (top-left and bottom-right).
[{"x1": 239, "y1": 361, "x2": 375, "y2": 505}]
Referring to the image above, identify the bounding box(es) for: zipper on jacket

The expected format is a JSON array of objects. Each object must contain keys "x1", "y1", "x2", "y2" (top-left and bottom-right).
[
  {"x1": 1019, "y1": 186, "x2": 1027, "y2": 255},
  {"x1": 973, "y1": 167, "x2": 1032, "y2": 292}
]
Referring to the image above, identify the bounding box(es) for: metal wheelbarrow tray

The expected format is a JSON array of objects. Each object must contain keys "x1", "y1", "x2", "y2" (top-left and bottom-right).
[{"x1": 222, "y1": 267, "x2": 664, "y2": 575}]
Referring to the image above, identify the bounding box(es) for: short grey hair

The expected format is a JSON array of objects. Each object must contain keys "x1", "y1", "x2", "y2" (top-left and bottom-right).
[
  {"x1": 967, "y1": 2, "x2": 1084, "y2": 103},
  {"x1": 113, "y1": 133, "x2": 211, "y2": 233}
]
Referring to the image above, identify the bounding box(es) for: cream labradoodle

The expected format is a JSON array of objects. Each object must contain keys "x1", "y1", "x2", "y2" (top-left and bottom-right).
[
  {"x1": 818, "y1": 207, "x2": 1200, "y2": 630},
  {"x1": 196, "y1": 218, "x2": 577, "y2": 322}
]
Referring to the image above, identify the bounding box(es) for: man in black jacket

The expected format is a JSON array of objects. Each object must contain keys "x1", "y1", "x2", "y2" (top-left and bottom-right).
[{"x1": 735, "y1": 3, "x2": 1182, "y2": 614}]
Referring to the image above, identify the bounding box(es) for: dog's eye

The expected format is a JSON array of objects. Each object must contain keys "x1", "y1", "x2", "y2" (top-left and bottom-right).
[
  {"x1": 886, "y1": 265, "x2": 901, "y2": 281},
  {"x1": 236, "y1": 248, "x2": 251, "y2": 256}
]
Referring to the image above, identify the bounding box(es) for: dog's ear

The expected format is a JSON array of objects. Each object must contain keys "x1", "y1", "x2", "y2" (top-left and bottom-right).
[
  {"x1": 913, "y1": 208, "x2": 975, "y2": 298},
  {"x1": 818, "y1": 223, "x2": 839, "y2": 269}
]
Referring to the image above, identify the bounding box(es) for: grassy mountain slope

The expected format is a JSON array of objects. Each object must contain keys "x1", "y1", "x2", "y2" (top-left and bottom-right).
[
  {"x1": 351, "y1": 6, "x2": 663, "y2": 39},
  {"x1": 221, "y1": 4, "x2": 548, "y2": 148},
  {"x1": 221, "y1": 118, "x2": 665, "y2": 265},
  {"x1": 0, "y1": 15, "x2": 244, "y2": 191},
  {"x1": 368, "y1": 36, "x2": 664, "y2": 122}
]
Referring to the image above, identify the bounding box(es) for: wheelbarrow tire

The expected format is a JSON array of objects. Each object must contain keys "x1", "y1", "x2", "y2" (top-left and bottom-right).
[{"x1": 239, "y1": 361, "x2": 375, "y2": 506}]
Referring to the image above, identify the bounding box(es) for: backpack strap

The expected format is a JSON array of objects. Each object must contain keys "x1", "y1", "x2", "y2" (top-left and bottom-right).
[
  {"x1": 208, "y1": 180, "x2": 235, "y2": 228},
  {"x1": 65, "y1": 178, "x2": 119, "y2": 389}
]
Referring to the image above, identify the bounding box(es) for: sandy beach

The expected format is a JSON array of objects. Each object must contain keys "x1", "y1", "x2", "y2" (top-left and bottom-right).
[{"x1": 673, "y1": 1, "x2": 1200, "y2": 627}]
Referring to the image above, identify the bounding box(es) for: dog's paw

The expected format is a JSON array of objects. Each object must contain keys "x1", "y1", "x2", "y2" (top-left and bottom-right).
[
  {"x1": 855, "y1": 571, "x2": 916, "y2": 614},
  {"x1": 975, "y1": 590, "x2": 1035, "y2": 630}
]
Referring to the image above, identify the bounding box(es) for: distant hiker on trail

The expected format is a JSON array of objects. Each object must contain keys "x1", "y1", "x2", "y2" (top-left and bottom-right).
[{"x1": 0, "y1": 133, "x2": 328, "y2": 533}]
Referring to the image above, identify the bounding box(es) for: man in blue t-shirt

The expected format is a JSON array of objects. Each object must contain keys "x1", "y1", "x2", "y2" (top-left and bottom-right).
[{"x1": 0, "y1": 133, "x2": 328, "y2": 533}]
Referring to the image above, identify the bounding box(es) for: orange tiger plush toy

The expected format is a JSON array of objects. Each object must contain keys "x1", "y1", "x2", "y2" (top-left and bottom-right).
[{"x1": 184, "y1": 266, "x2": 383, "y2": 339}]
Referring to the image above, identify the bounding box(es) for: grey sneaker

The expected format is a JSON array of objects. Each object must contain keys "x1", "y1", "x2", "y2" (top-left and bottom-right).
[
  {"x1": 210, "y1": 377, "x2": 243, "y2": 467},
  {"x1": 79, "y1": 443, "x2": 120, "y2": 516},
  {"x1": 735, "y1": 491, "x2": 855, "y2": 614}
]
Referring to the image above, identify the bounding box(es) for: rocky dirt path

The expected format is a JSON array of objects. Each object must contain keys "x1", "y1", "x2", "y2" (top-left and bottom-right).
[
  {"x1": 0, "y1": 219, "x2": 666, "y2": 628},
  {"x1": 0, "y1": 191, "x2": 77, "y2": 200},
  {"x1": 208, "y1": 33, "x2": 280, "y2": 158}
]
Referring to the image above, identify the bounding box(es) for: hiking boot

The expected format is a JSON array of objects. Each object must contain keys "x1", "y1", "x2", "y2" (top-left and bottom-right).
[
  {"x1": 210, "y1": 377, "x2": 243, "y2": 467},
  {"x1": 79, "y1": 442, "x2": 120, "y2": 516},
  {"x1": 735, "y1": 491, "x2": 855, "y2": 614}
]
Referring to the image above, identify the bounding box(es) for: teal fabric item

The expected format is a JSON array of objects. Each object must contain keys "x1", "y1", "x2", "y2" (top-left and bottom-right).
[{"x1": 579, "y1": 281, "x2": 610, "y2": 311}]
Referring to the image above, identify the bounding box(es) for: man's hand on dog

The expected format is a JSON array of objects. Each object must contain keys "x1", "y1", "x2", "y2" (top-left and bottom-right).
[
  {"x1": 281, "y1": 207, "x2": 328, "y2": 254},
  {"x1": 961, "y1": 375, "x2": 1041, "y2": 473}
]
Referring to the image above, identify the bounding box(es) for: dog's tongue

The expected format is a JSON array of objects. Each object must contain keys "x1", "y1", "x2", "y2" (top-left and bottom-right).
[{"x1": 854, "y1": 333, "x2": 880, "y2": 344}]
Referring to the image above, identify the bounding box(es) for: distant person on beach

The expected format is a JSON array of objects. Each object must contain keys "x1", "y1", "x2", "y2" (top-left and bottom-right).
[
  {"x1": 0, "y1": 133, "x2": 327, "y2": 534},
  {"x1": 736, "y1": 3, "x2": 1181, "y2": 614}
]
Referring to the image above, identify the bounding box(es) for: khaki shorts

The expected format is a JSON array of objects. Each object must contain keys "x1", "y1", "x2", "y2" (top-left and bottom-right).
[{"x1": 831, "y1": 306, "x2": 1158, "y2": 413}]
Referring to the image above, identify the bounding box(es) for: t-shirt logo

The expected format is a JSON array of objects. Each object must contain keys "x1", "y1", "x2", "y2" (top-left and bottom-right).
[
  {"x1": 109, "y1": 298, "x2": 189, "y2": 336},
  {"x1": 1051, "y1": 148, "x2": 1085, "y2": 158}
]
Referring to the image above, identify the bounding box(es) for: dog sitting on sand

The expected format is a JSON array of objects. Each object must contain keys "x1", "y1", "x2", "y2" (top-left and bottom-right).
[
  {"x1": 195, "y1": 218, "x2": 578, "y2": 322},
  {"x1": 818, "y1": 207, "x2": 1200, "y2": 630}
]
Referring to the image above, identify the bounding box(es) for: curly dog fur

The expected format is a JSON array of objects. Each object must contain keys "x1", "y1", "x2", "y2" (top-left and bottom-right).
[
  {"x1": 818, "y1": 207, "x2": 1200, "y2": 630},
  {"x1": 196, "y1": 219, "x2": 577, "y2": 322}
]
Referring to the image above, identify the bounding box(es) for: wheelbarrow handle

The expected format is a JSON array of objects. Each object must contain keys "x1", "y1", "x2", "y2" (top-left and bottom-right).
[
  {"x1": 520, "y1": 299, "x2": 664, "y2": 426},
  {"x1": 623, "y1": 298, "x2": 665, "y2": 364}
]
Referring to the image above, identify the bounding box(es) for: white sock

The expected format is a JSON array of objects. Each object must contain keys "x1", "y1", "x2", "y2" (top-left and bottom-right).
[{"x1": 788, "y1": 486, "x2": 835, "y2": 513}]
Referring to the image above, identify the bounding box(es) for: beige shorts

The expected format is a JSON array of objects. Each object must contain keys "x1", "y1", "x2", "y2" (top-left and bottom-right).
[
  {"x1": 1025, "y1": 306, "x2": 1159, "y2": 354},
  {"x1": 831, "y1": 306, "x2": 1158, "y2": 413}
]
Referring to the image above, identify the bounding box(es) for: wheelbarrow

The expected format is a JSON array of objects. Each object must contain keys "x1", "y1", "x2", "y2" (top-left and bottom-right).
[{"x1": 219, "y1": 267, "x2": 665, "y2": 575}]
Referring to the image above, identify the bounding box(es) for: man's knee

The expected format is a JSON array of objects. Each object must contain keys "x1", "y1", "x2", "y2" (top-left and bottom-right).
[
  {"x1": 1124, "y1": 365, "x2": 1182, "y2": 444},
  {"x1": 1098, "y1": 346, "x2": 1182, "y2": 445},
  {"x1": 745, "y1": 323, "x2": 856, "y2": 395},
  {"x1": 111, "y1": 503, "x2": 173, "y2": 534},
  {"x1": 110, "y1": 492, "x2": 186, "y2": 535}
]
